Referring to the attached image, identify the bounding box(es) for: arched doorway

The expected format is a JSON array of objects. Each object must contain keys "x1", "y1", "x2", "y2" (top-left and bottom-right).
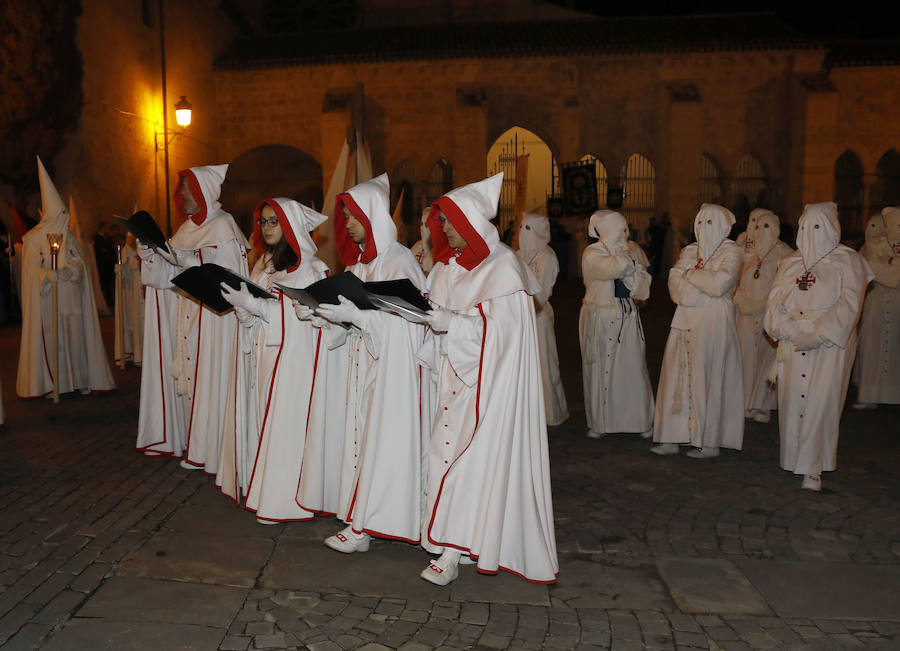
[
  {"x1": 871, "y1": 149, "x2": 900, "y2": 216},
  {"x1": 834, "y1": 150, "x2": 864, "y2": 237},
  {"x1": 620, "y1": 153, "x2": 657, "y2": 237},
  {"x1": 729, "y1": 154, "x2": 769, "y2": 225},
  {"x1": 487, "y1": 126, "x2": 558, "y2": 237},
  {"x1": 219, "y1": 145, "x2": 323, "y2": 237}
]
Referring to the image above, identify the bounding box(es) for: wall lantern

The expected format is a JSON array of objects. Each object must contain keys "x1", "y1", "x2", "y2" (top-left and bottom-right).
[{"x1": 174, "y1": 95, "x2": 192, "y2": 128}]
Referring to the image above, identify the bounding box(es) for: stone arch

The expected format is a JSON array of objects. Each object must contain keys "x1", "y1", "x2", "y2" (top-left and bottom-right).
[
  {"x1": 219, "y1": 145, "x2": 323, "y2": 237},
  {"x1": 425, "y1": 158, "x2": 455, "y2": 205},
  {"x1": 834, "y1": 149, "x2": 865, "y2": 237},
  {"x1": 871, "y1": 148, "x2": 900, "y2": 215},
  {"x1": 728, "y1": 154, "x2": 769, "y2": 224}
]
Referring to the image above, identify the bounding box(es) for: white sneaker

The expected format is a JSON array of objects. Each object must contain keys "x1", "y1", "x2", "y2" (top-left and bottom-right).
[
  {"x1": 587, "y1": 429, "x2": 606, "y2": 440},
  {"x1": 256, "y1": 517, "x2": 279, "y2": 525},
  {"x1": 852, "y1": 402, "x2": 877, "y2": 410},
  {"x1": 179, "y1": 460, "x2": 201, "y2": 470},
  {"x1": 420, "y1": 556, "x2": 459, "y2": 586},
  {"x1": 640, "y1": 429, "x2": 653, "y2": 439},
  {"x1": 686, "y1": 447, "x2": 720, "y2": 459},
  {"x1": 752, "y1": 411, "x2": 771, "y2": 423},
  {"x1": 324, "y1": 527, "x2": 370, "y2": 553},
  {"x1": 650, "y1": 443, "x2": 679, "y2": 455},
  {"x1": 801, "y1": 474, "x2": 822, "y2": 491},
  {"x1": 459, "y1": 554, "x2": 476, "y2": 566}
]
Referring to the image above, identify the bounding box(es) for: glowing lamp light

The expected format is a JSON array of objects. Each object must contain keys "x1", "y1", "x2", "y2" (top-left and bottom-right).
[{"x1": 174, "y1": 95, "x2": 193, "y2": 127}]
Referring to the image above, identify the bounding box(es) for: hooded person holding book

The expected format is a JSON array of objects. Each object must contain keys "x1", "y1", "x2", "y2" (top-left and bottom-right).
[
  {"x1": 416, "y1": 173, "x2": 558, "y2": 586},
  {"x1": 215, "y1": 198, "x2": 334, "y2": 523},
  {"x1": 136, "y1": 164, "x2": 248, "y2": 468},
  {"x1": 307, "y1": 173, "x2": 431, "y2": 553}
]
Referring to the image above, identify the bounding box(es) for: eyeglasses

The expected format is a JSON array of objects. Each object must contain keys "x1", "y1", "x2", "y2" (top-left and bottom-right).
[{"x1": 257, "y1": 217, "x2": 279, "y2": 227}]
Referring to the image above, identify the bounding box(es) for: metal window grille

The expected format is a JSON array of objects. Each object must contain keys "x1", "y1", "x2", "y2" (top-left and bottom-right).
[
  {"x1": 729, "y1": 155, "x2": 768, "y2": 214},
  {"x1": 700, "y1": 154, "x2": 723, "y2": 205},
  {"x1": 425, "y1": 159, "x2": 454, "y2": 206},
  {"x1": 871, "y1": 149, "x2": 900, "y2": 215},
  {"x1": 833, "y1": 150, "x2": 865, "y2": 236},
  {"x1": 620, "y1": 154, "x2": 656, "y2": 234}
]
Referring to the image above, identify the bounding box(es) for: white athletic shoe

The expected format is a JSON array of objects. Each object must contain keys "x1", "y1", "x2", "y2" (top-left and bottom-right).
[
  {"x1": 587, "y1": 429, "x2": 606, "y2": 440},
  {"x1": 752, "y1": 411, "x2": 771, "y2": 423},
  {"x1": 686, "y1": 447, "x2": 720, "y2": 459},
  {"x1": 650, "y1": 443, "x2": 679, "y2": 455},
  {"x1": 801, "y1": 474, "x2": 822, "y2": 491},
  {"x1": 851, "y1": 402, "x2": 877, "y2": 410},
  {"x1": 640, "y1": 429, "x2": 653, "y2": 439},
  {"x1": 179, "y1": 460, "x2": 201, "y2": 470},
  {"x1": 324, "y1": 527, "x2": 370, "y2": 553},
  {"x1": 420, "y1": 556, "x2": 459, "y2": 586}
]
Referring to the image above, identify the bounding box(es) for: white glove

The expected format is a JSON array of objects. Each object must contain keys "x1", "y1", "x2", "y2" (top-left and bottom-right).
[
  {"x1": 58, "y1": 266, "x2": 73, "y2": 282},
  {"x1": 426, "y1": 309, "x2": 453, "y2": 333},
  {"x1": 791, "y1": 330, "x2": 826, "y2": 352},
  {"x1": 220, "y1": 281, "x2": 257, "y2": 311},
  {"x1": 316, "y1": 295, "x2": 368, "y2": 329},
  {"x1": 234, "y1": 306, "x2": 253, "y2": 324},
  {"x1": 137, "y1": 244, "x2": 154, "y2": 261},
  {"x1": 42, "y1": 268, "x2": 58, "y2": 283},
  {"x1": 159, "y1": 248, "x2": 201, "y2": 269},
  {"x1": 293, "y1": 301, "x2": 328, "y2": 328}
]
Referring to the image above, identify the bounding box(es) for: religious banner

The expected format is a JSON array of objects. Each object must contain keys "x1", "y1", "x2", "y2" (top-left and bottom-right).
[{"x1": 562, "y1": 162, "x2": 598, "y2": 216}]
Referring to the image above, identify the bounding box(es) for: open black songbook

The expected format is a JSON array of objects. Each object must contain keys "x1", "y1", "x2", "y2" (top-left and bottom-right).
[
  {"x1": 172, "y1": 263, "x2": 274, "y2": 314},
  {"x1": 114, "y1": 211, "x2": 170, "y2": 253},
  {"x1": 277, "y1": 271, "x2": 431, "y2": 323}
]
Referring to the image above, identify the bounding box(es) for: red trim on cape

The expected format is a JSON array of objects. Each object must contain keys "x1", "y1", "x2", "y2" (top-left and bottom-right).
[
  {"x1": 334, "y1": 193, "x2": 376, "y2": 266},
  {"x1": 252, "y1": 200, "x2": 303, "y2": 272},
  {"x1": 427, "y1": 198, "x2": 490, "y2": 270},
  {"x1": 175, "y1": 170, "x2": 208, "y2": 225}
]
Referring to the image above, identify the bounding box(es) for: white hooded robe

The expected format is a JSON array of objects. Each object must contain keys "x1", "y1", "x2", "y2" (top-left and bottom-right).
[
  {"x1": 419, "y1": 173, "x2": 558, "y2": 583},
  {"x1": 136, "y1": 164, "x2": 248, "y2": 466},
  {"x1": 16, "y1": 157, "x2": 115, "y2": 398},
  {"x1": 764, "y1": 202, "x2": 873, "y2": 476},
  {"x1": 517, "y1": 212, "x2": 569, "y2": 426},
  {"x1": 580, "y1": 210, "x2": 654, "y2": 435},
  {"x1": 653, "y1": 204, "x2": 744, "y2": 450},
  {"x1": 733, "y1": 210, "x2": 793, "y2": 415},
  {"x1": 325, "y1": 173, "x2": 430, "y2": 544},
  {"x1": 114, "y1": 238, "x2": 144, "y2": 367},
  {"x1": 855, "y1": 208, "x2": 900, "y2": 404}
]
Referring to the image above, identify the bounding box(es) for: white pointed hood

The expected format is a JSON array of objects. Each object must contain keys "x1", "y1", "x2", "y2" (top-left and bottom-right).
[
  {"x1": 864, "y1": 213, "x2": 885, "y2": 244},
  {"x1": 744, "y1": 208, "x2": 774, "y2": 252},
  {"x1": 252, "y1": 198, "x2": 325, "y2": 272},
  {"x1": 426, "y1": 173, "x2": 539, "y2": 310},
  {"x1": 36, "y1": 156, "x2": 69, "y2": 236},
  {"x1": 694, "y1": 203, "x2": 735, "y2": 262},
  {"x1": 797, "y1": 202, "x2": 840, "y2": 266},
  {"x1": 750, "y1": 209, "x2": 780, "y2": 256},
  {"x1": 518, "y1": 212, "x2": 551, "y2": 262},
  {"x1": 882, "y1": 207, "x2": 900, "y2": 246},
  {"x1": 334, "y1": 172, "x2": 396, "y2": 265},
  {"x1": 588, "y1": 209, "x2": 629, "y2": 253}
]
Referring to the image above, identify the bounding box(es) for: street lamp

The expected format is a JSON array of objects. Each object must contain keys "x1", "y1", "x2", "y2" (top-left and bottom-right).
[
  {"x1": 155, "y1": 94, "x2": 192, "y2": 236},
  {"x1": 174, "y1": 95, "x2": 192, "y2": 128}
]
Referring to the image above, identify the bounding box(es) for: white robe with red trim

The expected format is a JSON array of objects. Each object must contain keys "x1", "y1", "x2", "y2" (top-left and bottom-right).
[
  {"x1": 328, "y1": 240, "x2": 429, "y2": 543},
  {"x1": 217, "y1": 254, "x2": 329, "y2": 521},
  {"x1": 420, "y1": 264, "x2": 558, "y2": 583},
  {"x1": 136, "y1": 216, "x2": 248, "y2": 463}
]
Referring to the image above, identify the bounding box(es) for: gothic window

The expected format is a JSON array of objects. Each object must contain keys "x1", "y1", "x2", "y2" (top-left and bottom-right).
[
  {"x1": 833, "y1": 150, "x2": 865, "y2": 236},
  {"x1": 620, "y1": 153, "x2": 656, "y2": 234},
  {"x1": 700, "y1": 153, "x2": 723, "y2": 205}
]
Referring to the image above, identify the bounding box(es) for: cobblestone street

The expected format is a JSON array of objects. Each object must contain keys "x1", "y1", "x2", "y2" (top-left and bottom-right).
[{"x1": 1, "y1": 278, "x2": 899, "y2": 650}]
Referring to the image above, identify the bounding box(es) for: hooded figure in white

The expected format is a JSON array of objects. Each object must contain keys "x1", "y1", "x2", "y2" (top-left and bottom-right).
[
  {"x1": 312, "y1": 173, "x2": 430, "y2": 551},
  {"x1": 114, "y1": 231, "x2": 144, "y2": 367},
  {"x1": 416, "y1": 173, "x2": 558, "y2": 586},
  {"x1": 733, "y1": 209, "x2": 793, "y2": 422},
  {"x1": 216, "y1": 198, "x2": 333, "y2": 523},
  {"x1": 764, "y1": 202, "x2": 873, "y2": 491},
  {"x1": 651, "y1": 204, "x2": 744, "y2": 458},
  {"x1": 136, "y1": 164, "x2": 249, "y2": 468},
  {"x1": 853, "y1": 208, "x2": 900, "y2": 407},
  {"x1": 579, "y1": 210, "x2": 654, "y2": 437},
  {"x1": 517, "y1": 212, "x2": 569, "y2": 426},
  {"x1": 17, "y1": 157, "x2": 115, "y2": 398}
]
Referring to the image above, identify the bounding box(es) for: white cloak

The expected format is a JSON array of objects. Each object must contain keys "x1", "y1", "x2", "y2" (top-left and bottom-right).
[
  {"x1": 114, "y1": 243, "x2": 144, "y2": 367},
  {"x1": 855, "y1": 233, "x2": 900, "y2": 404},
  {"x1": 653, "y1": 240, "x2": 744, "y2": 448},
  {"x1": 16, "y1": 228, "x2": 115, "y2": 398},
  {"x1": 519, "y1": 246, "x2": 569, "y2": 426},
  {"x1": 733, "y1": 236, "x2": 793, "y2": 415}
]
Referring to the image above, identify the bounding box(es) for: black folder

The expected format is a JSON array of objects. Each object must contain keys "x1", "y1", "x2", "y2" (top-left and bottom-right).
[
  {"x1": 172, "y1": 263, "x2": 274, "y2": 314},
  {"x1": 114, "y1": 211, "x2": 170, "y2": 253}
]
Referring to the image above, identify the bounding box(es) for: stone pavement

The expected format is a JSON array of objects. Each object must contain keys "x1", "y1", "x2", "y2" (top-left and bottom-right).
[{"x1": 1, "y1": 278, "x2": 899, "y2": 650}]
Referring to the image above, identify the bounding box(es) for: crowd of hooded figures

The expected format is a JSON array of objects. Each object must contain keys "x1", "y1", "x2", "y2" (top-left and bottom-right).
[{"x1": 10, "y1": 153, "x2": 899, "y2": 584}]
